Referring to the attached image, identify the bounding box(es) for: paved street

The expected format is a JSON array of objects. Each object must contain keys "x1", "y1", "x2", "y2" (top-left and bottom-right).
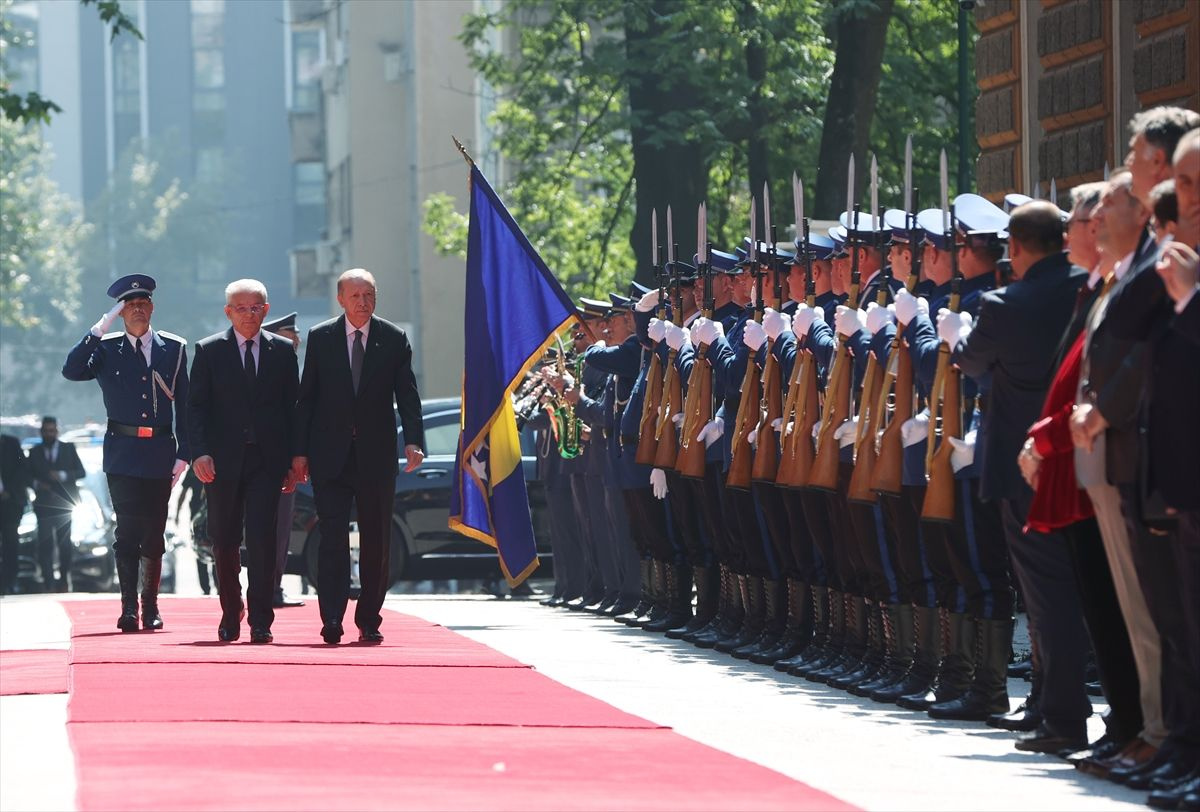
[{"x1": 0, "y1": 575, "x2": 1150, "y2": 811}]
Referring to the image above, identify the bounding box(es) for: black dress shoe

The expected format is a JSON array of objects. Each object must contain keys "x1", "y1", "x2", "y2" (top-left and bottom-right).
[
  {"x1": 218, "y1": 625, "x2": 240, "y2": 642},
  {"x1": 1130, "y1": 755, "x2": 1199, "y2": 791},
  {"x1": 1110, "y1": 748, "x2": 1174, "y2": 786},
  {"x1": 987, "y1": 701, "x2": 1043, "y2": 732},
  {"x1": 250, "y1": 627, "x2": 273, "y2": 644},
  {"x1": 358, "y1": 629, "x2": 384, "y2": 644},
  {"x1": 321, "y1": 621, "x2": 344, "y2": 644},
  {"x1": 1014, "y1": 724, "x2": 1087, "y2": 756}
]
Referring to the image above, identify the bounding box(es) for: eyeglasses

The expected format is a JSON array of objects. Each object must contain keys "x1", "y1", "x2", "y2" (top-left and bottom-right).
[{"x1": 230, "y1": 305, "x2": 266, "y2": 315}]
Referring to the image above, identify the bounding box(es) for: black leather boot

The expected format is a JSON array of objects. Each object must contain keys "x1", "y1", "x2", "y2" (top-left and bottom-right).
[
  {"x1": 855, "y1": 603, "x2": 910, "y2": 697},
  {"x1": 988, "y1": 666, "x2": 1043, "y2": 731},
  {"x1": 776, "y1": 583, "x2": 826, "y2": 672},
  {"x1": 732, "y1": 578, "x2": 785, "y2": 659},
  {"x1": 832, "y1": 600, "x2": 885, "y2": 690},
  {"x1": 668, "y1": 565, "x2": 717, "y2": 639},
  {"x1": 809, "y1": 593, "x2": 866, "y2": 683},
  {"x1": 874, "y1": 603, "x2": 939, "y2": 702},
  {"x1": 140, "y1": 556, "x2": 164, "y2": 630},
  {"x1": 715, "y1": 576, "x2": 763, "y2": 653},
  {"x1": 116, "y1": 557, "x2": 140, "y2": 632},
  {"x1": 752, "y1": 579, "x2": 812, "y2": 664},
  {"x1": 790, "y1": 587, "x2": 843, "y2": 676},
  {"x1": 690, "y1": 567, "x2": 744, "y2": 648},
  {"x1": 900, "y1": 609, "x2": 974, "y2": 710},
  {"x1": 643, "y1": 563, "x2": 693, "y2": 632},
  {"x1": 614, "y1": 560, "x2": 653, "y2": 625},
  {"x1": 630, "y1": 560, "x2": 670, "y2": 627},
  {"x1": 929, "y1": 616, "x2": 1013, "y2": 721}
]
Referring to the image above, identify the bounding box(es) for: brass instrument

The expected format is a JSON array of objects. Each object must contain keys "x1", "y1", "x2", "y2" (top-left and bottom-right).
[{"x1": 551, "y1": 340, "x2": 583, "y2": 460}]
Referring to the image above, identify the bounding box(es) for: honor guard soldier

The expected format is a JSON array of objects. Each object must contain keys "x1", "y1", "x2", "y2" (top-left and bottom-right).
[{"x1": 62, "y1": 274, "x2": 190, "y2": 632}]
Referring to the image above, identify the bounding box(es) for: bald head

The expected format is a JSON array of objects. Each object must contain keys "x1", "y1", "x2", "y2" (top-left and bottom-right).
[{"x1": 1007, "y1": 201, "x2": 1065, "y2": 279}]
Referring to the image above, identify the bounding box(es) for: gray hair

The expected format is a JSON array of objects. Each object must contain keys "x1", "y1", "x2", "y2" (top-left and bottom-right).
[
  {"x1": 1175, "y1": 128, "x2": 1200, "y2": 164},
  {"x1": 337, "y1": 267, "x2": 377, "y2": 294},
  {"x1": 1130, "y1": 106, "x2": 1200, "y2": 164},
  {"x1": 224, "y1": 278, "x2": 269, "y2": 304},
  {"x1": 1068, "y1": 181, "x2": 1106, "y2": 220}
]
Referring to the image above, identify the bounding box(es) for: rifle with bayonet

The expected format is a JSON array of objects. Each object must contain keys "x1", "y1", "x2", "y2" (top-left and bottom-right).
[
  {"x1": 808, "y1": 155, "x2": 860, "y2": 493},
  {"x1": 751, "y1": 184, "x2": 784, "y2": 483},
  {"x1": 777, "y1": 174, "x2": 819, "y2": 489},
  {"x1": 872, "y1": 176, "x2": 921, "y2": 497},
  {"x1": 652, "y1": 208, "x2": 684, "y2": 469},
  {"x1": 676, "y1": 203, "x2": 712, "y2": 479},
  {"x1": 922, "y1": 154, "x2": 962, "y2": 523},
  {"x1": 727, "y1": 198, "x2": 765, "y2": 490},
  {"x1": 635, "y1": 209, "x2": 665, "y2": 465}
]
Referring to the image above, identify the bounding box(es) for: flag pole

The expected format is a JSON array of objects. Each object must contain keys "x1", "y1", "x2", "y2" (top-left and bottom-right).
[{"x1": 452, "y1": 135, "x2": 476, "y2": 167}]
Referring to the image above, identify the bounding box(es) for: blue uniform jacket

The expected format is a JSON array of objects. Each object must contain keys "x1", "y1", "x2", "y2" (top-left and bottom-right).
[
  {"x1": 62, "y1": 329, "x2": 191, "y2": 478},
  {"x1": 584, "y1": 335, "x2": 649, "y2": 489}
]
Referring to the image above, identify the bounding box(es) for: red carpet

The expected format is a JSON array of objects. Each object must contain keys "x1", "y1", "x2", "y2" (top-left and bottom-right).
[
  {"x1": 63, "y1": 599, "x2": 856, "y2": 811},
  {"x1": 0, "y1": 649, "x2": 68, "y2": 695}
]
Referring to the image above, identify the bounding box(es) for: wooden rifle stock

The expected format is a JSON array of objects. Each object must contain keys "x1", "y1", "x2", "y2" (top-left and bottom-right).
[
  {"x1": 652, "y1": 350, "x2": 682, "y2": 468},
  {"x1": 726, "y1": 341, "x2": 762, "y2": 490},
  {"x1": 634, "y1": 352, "x2": 663, "y2": 465},
  {"x1": 870, "y1": 330, "x2": 914, "y2": 496},
  {"x1": 776, "y1": 344, "x2": 819, "y2": 488},
  {"x1": 675, "y1": 341, "x2": 713, "y2": 478},
  {"x1": 750, "y1": 338, "x2": 782, "y2": 482},
  {"x1": 846, "y1": 350, "x2": 883, "y2": 503},
  {"x1": 921, "y1": 360, "x2": 961, "y2": 522}
]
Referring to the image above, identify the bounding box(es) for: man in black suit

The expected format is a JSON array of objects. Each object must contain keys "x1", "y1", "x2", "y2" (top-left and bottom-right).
[
  {"x1": 292, "y1": 269, "x2": 425, "y2": 645},
  {"x1": 0, "y1": 433, "x2": 32, "y2": 594},
  {"x1": 28, "y1": 417, "x2": 86, "y2": 591},
  {"x1": 189, "y1": 279, "x2": 299, "y2": 643}
]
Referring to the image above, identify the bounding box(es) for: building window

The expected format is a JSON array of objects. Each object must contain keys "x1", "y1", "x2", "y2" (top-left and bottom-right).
[
  {"x1": 191, "y1": 0, "x2": 225, "y2": 114},
  {"x1": 293, "y1": 162, "x2": 326, "y2": 244},
  {"x1": 195, "y1": 147, "x2": 223, "y2": 184},
  {"x1": 294, "y1": 162, "x2": 325, "y2": 206},
  {"x1": 111, "y1": 2, "x2": 141, "y2": 155},
  {"x1": 291, "y1": 28, "x2": 323, "y2": 112}
]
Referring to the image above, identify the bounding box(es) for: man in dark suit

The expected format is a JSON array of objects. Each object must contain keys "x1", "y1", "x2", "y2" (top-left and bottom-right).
[
  {"x1": 292, "y1": 269, "x2": 425, "y2": 645},
  {"x1": 189, "y1": 280, "x2": 299, "y2": 643},
  {"x1": 0, "y1": 433, "x2": 32, "y2": 595},
  {"x1": 28, "y1": 416, "x2": 86, "y2": 591}
]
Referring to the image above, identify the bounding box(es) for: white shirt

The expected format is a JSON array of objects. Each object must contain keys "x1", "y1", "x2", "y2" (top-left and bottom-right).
[
  {"x1": 235, "y1": 329, "x2": 263, "y2": 370},
  {"x1": 345, "y1": 318, "x2": 370, "y2": 365},
  {"x1": 125, "y1": 329, "x2": 155, "y2": 367}
]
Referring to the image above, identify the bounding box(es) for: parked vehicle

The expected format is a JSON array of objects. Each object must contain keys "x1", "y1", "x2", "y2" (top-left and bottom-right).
[
  {"x1": 16, "y1": 470, "x2": 117, "y2": 592},
  {"x1": 283, "y1": 398, "x2": 552, "y2": 587}
]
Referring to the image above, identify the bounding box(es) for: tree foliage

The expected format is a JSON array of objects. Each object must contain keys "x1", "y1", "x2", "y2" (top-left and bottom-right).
[{"x1": 423, "y1": 0, "x2": 976, "y2": 298}]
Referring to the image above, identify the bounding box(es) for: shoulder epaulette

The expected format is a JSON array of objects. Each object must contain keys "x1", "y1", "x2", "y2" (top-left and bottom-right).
[
  {"x1": 157, "y1": 330, "x2": 188, "y2": 345},
  {"x1": 101, "y1": 331, "x2": 124, "y2": 341}
]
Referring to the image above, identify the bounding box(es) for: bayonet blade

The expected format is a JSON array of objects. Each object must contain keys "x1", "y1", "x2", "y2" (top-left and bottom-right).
[
  {"x1": 793, "y1": 172, "x2": 803, "y2": 241},
  {"x1": 749, "y1": 198, "x2": 757, "y2": 263},
  {"x1": 870, "y1": 153, "x2": 879, "y2": 232},
  {"x1": 846, "y1": 153, "x2": 856, "y2": 221},
  {"x1": 651, "y1": 208, "x2": 658, "y2": 267},
  {"x1": 1103, "y1": 161, "x2": 1110, "y2": 181},
  {"x1": 1049, "y1": 178, "x2": 1057, "y2": 204},
  {"x1": 666, "y1": 205, "x2": 675, "y2": 263},
  {"x1": 904, "y1": 135, "x2": 913, "y2": 214},
  {"x1": 939, "y1": 149, "x2": 949, "y2": 233},
  {"x1": 763, "y1": 181, "x2": 772, "y2": 252},
  {"x1": 696, "y1": 202, "x2": 704, "y2": 264}
]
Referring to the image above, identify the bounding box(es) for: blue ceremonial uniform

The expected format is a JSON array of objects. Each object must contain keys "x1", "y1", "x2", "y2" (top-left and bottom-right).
[{"x1": 62, "y1": 329, "x2": 191, "y2": 478}]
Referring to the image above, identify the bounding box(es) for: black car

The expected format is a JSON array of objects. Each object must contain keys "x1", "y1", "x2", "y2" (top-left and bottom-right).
[
  {"x1": 284, "y1": 397, "x2": 552, "y2": 587},
  {"x1": 15, "y1": 470, "x2": 117, "y2": 592}
]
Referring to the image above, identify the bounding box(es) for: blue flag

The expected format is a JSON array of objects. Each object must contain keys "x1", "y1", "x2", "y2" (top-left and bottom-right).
[{"x1": 449, "y1": 165, "x2": 577, "y2": 586}]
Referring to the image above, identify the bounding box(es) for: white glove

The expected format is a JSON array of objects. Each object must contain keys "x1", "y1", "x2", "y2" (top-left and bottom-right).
[
  {"x1": 762, "y1": 308, "x2": 791, "y2": 341},
  {"x1": 650, "y1": 467, "x2": 669, "y2": 499},
  {"x1": 834, "y1": 416, "x2": 858, "y2": 448},
  {"x1": 901, "y1": 410, "x2": 930, "y2": 447},
  {"x1": 636, "y1": 289, "x2": 661, "y2": 313},
  {"x1": 742, "y1": 319, "x2": 767, "y2": 351},
  {"x1": 771, "y1": 417, "x2": 783, "y2": 433},
  {"x1": 865, "y1": 301, "x2": 894, "y2": 335},
  {"x1": 893, "y1": 287, "x2": 920, "y2": 326},
  {"x1": 647, "y1": 317, "x2": 667, "y2": 343},
  {"x1": 91, "y1": 301, "x2": 125, "y2": 337},
  {"x1": 792, "y1": 303, "x2": 818, "y2": 336},
  {"x1": 937, "y1": 309, "x2": 974, "y2": 346},
  {"x1": 696, "y1": 417, "x2": 724, "y2": 448},
  {"x1": 691, "y1": 317, "x2": 724, "y2": 347},
  {"x1": 917, "y1": 297, "x2": 930, "y2": 317},
  {"x1": 783, "y1": 420, "x2": 795, "y2": 437},
  {"x1": 664, "y1": 323, "x2": 690, "y2": 352},
  {"x1": 834, "y1": 305, "x2": 866, "y2": 338},
  {"x1": 948, "y1": 430, "x2": 976, "y2": 473},
  {"x1": 171, "y1": 459, "x2": 188, "y2": 489},
  {"x1": 747, "y1": 426, "x2": 758, "y2": 446},
  {"x1": 591, "y1": 340, "x2": 607, "y2": 350},
  {"x1": 671, "y1": 412, "x2": 684, "y2": 426},
  {"x1": 815, "y1": 306, "x2": 827, "y2": 325},
  {"x1": 812, "y1": 419, "x2": 822, "y2": 440}
]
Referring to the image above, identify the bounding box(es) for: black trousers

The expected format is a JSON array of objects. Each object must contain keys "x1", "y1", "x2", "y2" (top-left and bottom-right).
[
  {"x1": 35, "y1": 507, "x2": 72, "y2": 587},
  {"x1": 566, "y1": 474, "x2": 600, "y2": 599},
  {"x1": 1, "y1": 510, "x2": 21, "y2": 594},
  {"x1": 107, "y1": 473, "x2": 171, "y2": 562},
  {"x1": 605, "y1": 482, "x2": 641, "y2": 598},
  {"x1": 799, "y1": 489, "x2": 839, "y2": 591},
  {"x1": 581, "y1": 474, "x2": 623, "y2": 597},
  {"x1": 910, "y1": 485, "x2": 960, "y2": 611},
  {"x1": 726, "y1": 486, "x2": 771, "y2": 577},
  {"x1": 926, "y1": 478, "x2": 1013, "y2": 620},
  {"x1": 205, "y1": 444, "x2": 281, "y2": 630},
  {"x1": 666, "y1": 471, "x2": 704, "y2": 567},
  {"x1": 312, "y1": 443, "x2": 393, "y2": 632},
  {"x1": 1125, "y1": 488, "x2": 1200, "y2": 761},
  {"x1": 781, "y1": 490, "x2": 822, "y2": 586},
  {"x1": 829, "y1": 462, "x2": 862, "y2": 596},
  {"x1": 882, "y1": 487, "x2": 936, "y2": 608},
  {"x1": 752, "y1": 482, "x2": 789, "y2": 580},
  {"x1": 622, "y1": 487, "x2": 671, "y2": 561},
  {"x1": 1002, "y1": 487, "x2": 1091, "y2": 738},
  {"x1": 692, "y1": 463, "x2": 727, "y2": 569},
  {"x1": 1063, "y1": 517, "x2": 1143, "y2": 743}
]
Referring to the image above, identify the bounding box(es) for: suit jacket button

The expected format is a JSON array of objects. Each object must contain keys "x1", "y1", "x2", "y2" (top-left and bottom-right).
[{"x1": 142, "y1": 413, "x2": 148, "y2": 418}]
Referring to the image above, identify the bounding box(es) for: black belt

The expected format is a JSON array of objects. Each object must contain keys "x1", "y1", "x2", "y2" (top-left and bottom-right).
[{"x1": 108, "y1": 420, "x2": 173, "y2": 439}]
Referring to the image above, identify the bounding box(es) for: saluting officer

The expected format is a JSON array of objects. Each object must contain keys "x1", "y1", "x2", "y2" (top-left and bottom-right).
[{"x1": 62, "y1": 274, "x2": 190, "y2": 632}]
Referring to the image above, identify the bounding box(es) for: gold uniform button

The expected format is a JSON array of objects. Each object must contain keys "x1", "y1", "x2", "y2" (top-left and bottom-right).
[
  {"x1": 142, "y1": 394, "x2": 148, "y2": 399},
  {"x1": 142, "y1": 413, "x2": 148, "y2": 418}
]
